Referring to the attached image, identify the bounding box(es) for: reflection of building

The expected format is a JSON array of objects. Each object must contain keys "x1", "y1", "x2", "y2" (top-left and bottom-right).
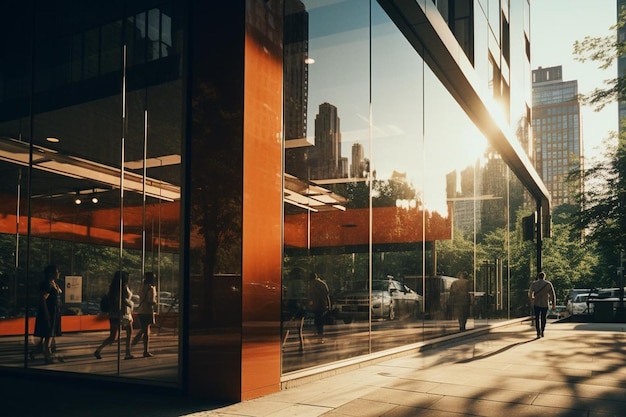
[
  {"x1": 351, "y1": 143, "x2": 366, "y2": 178},
  {"x1": 0, "y1": 0, "x2": 551, "y2": 408},
  {"x1": 532, "y1": 66, "x2": 583, "y2": 206},
  {"x1": 284, "y1": 0, "x2": 309, "y2": 141},
  {"x1": 284, "y1": 0, "x2": 310, "y2": 180},
  {"x1": 309, "y1": 102, "x2": 345, "y2": 180},
  {"x1": 447, "y1": 152, "x2": 521, "y2": 237},
  {"x1": 481, "y1": 154, "x2": 510, "y2": 232},
  {"x1": 447, "y1": 166, "x2": 483, "y2": 235}
]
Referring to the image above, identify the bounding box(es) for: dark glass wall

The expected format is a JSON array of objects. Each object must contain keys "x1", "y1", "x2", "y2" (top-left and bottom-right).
[{"x1": 0, "y1": 0, "x2": 183, "y2": 384}]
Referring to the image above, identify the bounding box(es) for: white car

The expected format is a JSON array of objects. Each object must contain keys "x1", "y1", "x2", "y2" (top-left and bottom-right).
[
  {"x1": 566, "y1": 293, "x2": 596, "y2": 315},
  {"x1": 333, "y1": 279, "x2": 422, "y2": 323}
]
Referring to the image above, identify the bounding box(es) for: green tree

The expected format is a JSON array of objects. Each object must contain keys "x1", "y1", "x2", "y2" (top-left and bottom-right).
[
  {"x1": 573, "y1": 10, "x2": 626, "y2": 110},
  {"x1": 569, "y1": 12, "x2": 626, "y2": 287},
  {"x1": 436, "y1": 229, "x2": 478, "y2": 278},
  {"x1": 568, "y1": 136, "x2": 626, "y2": 286}
]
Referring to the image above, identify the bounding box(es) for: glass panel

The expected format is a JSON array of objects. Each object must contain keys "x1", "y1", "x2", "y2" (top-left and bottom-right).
[
  {"x1": 101, "y1": 21, "x2": 123, "y2": 75},
  {"x1": 369, "y1": 2, "x2": 425, "y2": 351},
  {"x1": 134, "y1": 12, "x2": 147, "y2": 65},
  {"x1": 147, "y1": 9, "x2": 160, "y2": 61},
  {"x1": 281, "y1": 0, "x2": 535, "y2": 376},
  {"x1": 282, "y1": 0, "x2": 370, "y2": 373},
  {"x1": 162, "y1": 13, "x2": 172, "y2": 57},
  {"x1": 0, "y1": 3, "x2": 33, "y2": 370},
  {"x1": 0, "y1": 2, "x2": 182, "y2": 386},
  {"x1": 423, "y1": 67, "x2": 497, "y2": 336},
  {"x1": 84, "y1": 28, "x2": 100, "y2": 79}
]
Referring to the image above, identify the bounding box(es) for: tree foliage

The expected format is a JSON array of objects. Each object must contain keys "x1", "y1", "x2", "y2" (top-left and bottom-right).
[
  {"x1": 568, "y1": 134, "x2": 626, "y2": 285},
  {"x1": 570, "y1": 10, "x2": 626, "y2": 286},
  {"x1": 573, "y1": 8, "x2": 626, "y2": 110}
]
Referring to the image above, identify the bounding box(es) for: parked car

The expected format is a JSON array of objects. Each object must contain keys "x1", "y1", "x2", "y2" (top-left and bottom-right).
[
  {"x1": 566, "y1": 293, "x2": 596, "y2": 315},
  {"x1": 565, "y1": 288, "x2": 594, "y2": 304},
  {"x1": 596, "y1": 287, "x2": 625, "y2": 299},
  {"x1": 333, "y1": 278, "x2": 422, "y2": 324}
]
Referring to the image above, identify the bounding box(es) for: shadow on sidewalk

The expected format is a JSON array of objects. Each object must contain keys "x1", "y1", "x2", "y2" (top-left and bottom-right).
[
  {"x1": 2, "y1": 371, "x2": 230, "y2": 417},
  {"x1": 455, "y1": 338, "x2": 536, "y2": 363}
]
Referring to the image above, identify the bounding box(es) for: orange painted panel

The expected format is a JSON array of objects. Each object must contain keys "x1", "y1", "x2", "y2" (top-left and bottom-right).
[
  {"x1": 0, "y1": 196, "x2": 180, "y2": 250},
  {"x1": 284, "y1": 204, "x2": 452, "y2": 248},
  {"x1": 241, "y1": 20, "x2": 283, "y2": 399},
  {"x1": 0, "y1": 317, "x2": 35, "y2": 335},
  {"x1": 0, "y1": 314, "x2": 110, "y2": 336}
]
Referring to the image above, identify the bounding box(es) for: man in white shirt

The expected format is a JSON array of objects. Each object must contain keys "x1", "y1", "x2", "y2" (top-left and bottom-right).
[{"x1": 529, "y1": 271, "x2": 557, "y2": 338}]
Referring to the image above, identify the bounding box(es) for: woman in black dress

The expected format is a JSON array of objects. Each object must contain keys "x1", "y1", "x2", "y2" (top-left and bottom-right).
[{"x1": 32, "y1": 264, "x2": 63, "y2": 363}]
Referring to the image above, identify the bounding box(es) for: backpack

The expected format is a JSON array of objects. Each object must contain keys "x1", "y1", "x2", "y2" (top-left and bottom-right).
[{"x1": 100, "y1": 293, "x2": 111, "y2": 313}]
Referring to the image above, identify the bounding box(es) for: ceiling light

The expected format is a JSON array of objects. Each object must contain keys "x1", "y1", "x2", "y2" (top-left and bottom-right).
[
  {"x1": 91, "y1": 196, "x2": 99, "y2": 204},
  {"x1": 46, "y1": 137, "x2": 60, "y2": 143}
]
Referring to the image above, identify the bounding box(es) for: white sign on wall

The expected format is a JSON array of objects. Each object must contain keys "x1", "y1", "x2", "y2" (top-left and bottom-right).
[{"x1": 65, "y1": 276, "x2": 82, "y2": 303}]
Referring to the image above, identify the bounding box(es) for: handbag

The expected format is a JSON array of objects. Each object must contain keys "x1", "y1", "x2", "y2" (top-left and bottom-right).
[{"x1": 121, "y1": 314, "x2": 133, "y2": 329}]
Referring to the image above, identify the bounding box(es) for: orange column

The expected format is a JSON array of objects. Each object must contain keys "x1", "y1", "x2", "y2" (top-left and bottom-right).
[
  {"x1": 241, "y1": 5, "x2": 284, "y2": 400},
  {"x1": 185, "y1": 0, "x2": 283, "y2": 402}
]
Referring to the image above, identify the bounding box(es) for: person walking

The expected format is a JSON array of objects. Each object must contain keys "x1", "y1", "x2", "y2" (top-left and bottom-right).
[
  {"x1": 307, "y1": 272, "x2": 331, "y2": 343},
  {"x1": 529, "y1": 271, "x2": 556, "y2": 338},
  {"x1": 94, "y1": 271, "x2": 135, "y2": 360},
  {"x1": 283, "y1": 267, "x2": 307, "y2": 352},
  {"x1": 132, "y1": 272, "x2": 157, "y2": 357},
  {"x1": 450, "y1": 272, "x2": 472, "y2": 331},
  {"x1": 31, "y1": 264, "x2": 63, "y2": 363}
]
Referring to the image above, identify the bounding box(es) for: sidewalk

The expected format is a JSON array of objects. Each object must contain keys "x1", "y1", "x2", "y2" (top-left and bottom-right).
[
  {"x1": 203, "y1": 321, "x2": 626, "y2": 417},
  {"x1": 4, "y1": 320, "x2": 626, "y2": 417}
]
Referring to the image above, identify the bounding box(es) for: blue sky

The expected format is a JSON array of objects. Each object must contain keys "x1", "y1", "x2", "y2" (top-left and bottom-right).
[{"x1": 531, "y1": 0, "x2": 617, "y2": 161}]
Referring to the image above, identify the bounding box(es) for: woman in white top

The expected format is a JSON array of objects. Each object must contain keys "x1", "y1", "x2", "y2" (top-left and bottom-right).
[
  {"x1": 94, "y1": 271, "x2": 135, "y2": 360},
  {"x1": 132, "y1": 272, "x2": 157, "y2": 357}
]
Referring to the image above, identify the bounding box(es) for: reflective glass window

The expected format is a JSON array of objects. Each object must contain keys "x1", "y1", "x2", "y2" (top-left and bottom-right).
[
  {"x1": 0, "y1": 1, "x2": 182, "y2": 386},
  {"x1": 282, "y1": 0, "x2": 534, "y2": 375}
]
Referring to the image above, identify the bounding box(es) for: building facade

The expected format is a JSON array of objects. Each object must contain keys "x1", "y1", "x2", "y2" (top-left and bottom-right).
[
  {"x1": 531, "y1": 65, "x2": 583, "y2": 207},
  {"x1": 0, "y1": 0, "x2": 548, "y2": 403}
]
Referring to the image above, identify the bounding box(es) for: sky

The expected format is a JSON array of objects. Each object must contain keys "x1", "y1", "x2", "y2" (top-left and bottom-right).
[{"x1": 531, "y1": 0, "x2": 618, "y2": 161}]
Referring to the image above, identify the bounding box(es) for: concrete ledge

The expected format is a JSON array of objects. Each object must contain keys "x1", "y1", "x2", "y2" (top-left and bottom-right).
[{"x1": 281, "y1": 317, "x2": 530, "y2": 390}]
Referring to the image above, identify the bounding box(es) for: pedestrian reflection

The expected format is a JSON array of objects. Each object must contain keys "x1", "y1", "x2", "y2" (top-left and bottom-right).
[{"x1": 449, "y1": 272, "x2": 471, "y2": 331}]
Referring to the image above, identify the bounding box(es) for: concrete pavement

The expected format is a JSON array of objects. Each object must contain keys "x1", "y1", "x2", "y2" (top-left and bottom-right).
[
  {"x1": 3, "y1": 320, "x2": 626, "y2": 416},
  {"x1": 203, "y1": 321, "x2": 626, "y2": 417}
]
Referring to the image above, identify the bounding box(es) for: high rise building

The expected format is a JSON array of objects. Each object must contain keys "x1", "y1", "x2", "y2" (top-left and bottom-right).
[
  {"x1": 284, "y1": 0, "x2": 309, "y2": 142},
  {"x1": 310, "y1": 102, "x2": 343, "y2": 180},
  {"x1": 350, "y1": 143, "x2": 366, "y2": 178},
  {"x1": 284, "y1": 0, "x2": 310, "y2": 180},
  {"x1": 532, "y1": 66, "x2": 583, "y2": 206}
]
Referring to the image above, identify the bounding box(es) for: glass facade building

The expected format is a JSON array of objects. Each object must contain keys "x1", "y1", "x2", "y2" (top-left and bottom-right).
[
  {"x1": 0, "y1": 0, "x2": 548, "y2": 402},
  {"x1": 532, "y1": 65, "x2": 582, "y2": 206}
]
